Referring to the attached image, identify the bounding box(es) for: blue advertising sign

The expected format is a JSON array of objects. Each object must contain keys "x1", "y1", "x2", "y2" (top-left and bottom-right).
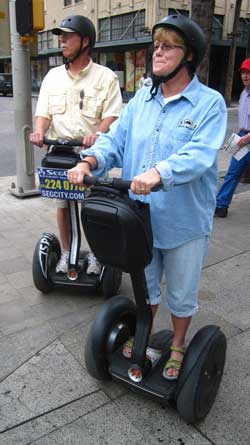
[{"x1": 38, "y1": 167, "x2": 86, "y2": 201}]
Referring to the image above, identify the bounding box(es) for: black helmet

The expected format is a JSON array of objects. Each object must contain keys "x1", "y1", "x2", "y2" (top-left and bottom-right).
[
  {"x1": 152, "y1": 14, "x2": 206, "y2": 68},
  {"x1": 52, "y1": 15, "x2": 96, "y2": 48}
]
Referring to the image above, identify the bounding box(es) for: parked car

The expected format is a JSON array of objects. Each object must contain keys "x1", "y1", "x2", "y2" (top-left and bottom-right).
[{"x1": 0, "y1": 74, "x2": 13, "y2": 96}]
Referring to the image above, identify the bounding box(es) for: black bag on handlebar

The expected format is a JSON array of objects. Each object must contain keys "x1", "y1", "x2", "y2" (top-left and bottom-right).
[
  {"x1": 81, "y1": 186, "x2": 153, "y2": 273},
  {"x1": 41, "y1": 147, "x2": 80, "y2": 169}
]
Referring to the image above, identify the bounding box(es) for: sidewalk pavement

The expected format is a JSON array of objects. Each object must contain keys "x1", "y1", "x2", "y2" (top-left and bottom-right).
[{"x1": 0, "y1": 150, "x2": 250, "y2": 444}]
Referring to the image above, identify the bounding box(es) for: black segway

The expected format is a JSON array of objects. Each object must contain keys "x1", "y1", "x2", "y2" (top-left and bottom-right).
[
  {"x1": 32, "y1": 139, "x2": 122, "y2": 298},
  {"x1": 82, "y1": 176, "x2": 227, "y2": 424}
]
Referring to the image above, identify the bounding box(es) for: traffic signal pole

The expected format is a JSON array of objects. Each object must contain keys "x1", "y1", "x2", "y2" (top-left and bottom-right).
[{"x1": 9, "y1": 0, "x2": 39, "y2": 197}]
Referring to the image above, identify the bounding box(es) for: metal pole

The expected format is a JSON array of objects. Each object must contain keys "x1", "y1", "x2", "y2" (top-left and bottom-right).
[{"x1": 9, "y1": 0, "x2": 39, "y2": 197}]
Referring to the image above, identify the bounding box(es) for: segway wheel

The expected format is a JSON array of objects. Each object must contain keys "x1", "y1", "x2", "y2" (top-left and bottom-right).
[
  {"x1": 176, "y1": 326, "x2": 227, "y2": 424},
  {"x1": 101, "y1": 266, "x2": 122, "y2": 299},
  {"x1": 85, "y1": 295, "x2": 136, "y2": 380},
  {"x1": 32, "y1": 233, "x2": 61, "y2": 293}
]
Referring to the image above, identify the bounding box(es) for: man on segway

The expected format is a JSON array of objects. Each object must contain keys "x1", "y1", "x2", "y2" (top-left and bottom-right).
[
  {"x1": 30, "y1": 15, "x2": 122, "y2": 275},
  {"x1": 68, "y1": 14, "x2": 227, "y2": 381}
]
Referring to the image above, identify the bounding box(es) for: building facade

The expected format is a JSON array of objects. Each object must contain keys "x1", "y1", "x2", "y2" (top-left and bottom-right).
[{"x1": 1, "y1": 0, "x2": 250, "y2": 100}]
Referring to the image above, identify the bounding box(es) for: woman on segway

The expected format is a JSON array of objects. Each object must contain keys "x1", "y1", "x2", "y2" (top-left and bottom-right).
[{"x1": 68, "y1": 14, "x2": 227, "y2": 381}]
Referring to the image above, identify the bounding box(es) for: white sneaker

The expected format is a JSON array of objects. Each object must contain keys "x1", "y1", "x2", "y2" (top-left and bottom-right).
[
  {"x1": 86, "y1": 252, "x2": 101, "y2": 275},
  {"x1": 56, "y1": 250, "x2": 69, "y2": 273}
]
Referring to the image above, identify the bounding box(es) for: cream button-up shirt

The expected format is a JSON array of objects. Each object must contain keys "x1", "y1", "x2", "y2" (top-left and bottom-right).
[{"x1": 35, "y1": 59, "x2": 123, "y2": 140}]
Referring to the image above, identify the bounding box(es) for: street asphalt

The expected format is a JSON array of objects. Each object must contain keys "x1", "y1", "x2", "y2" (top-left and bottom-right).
[{"x1": 1, "y1": 105, "x2": 250, "y2": 444}]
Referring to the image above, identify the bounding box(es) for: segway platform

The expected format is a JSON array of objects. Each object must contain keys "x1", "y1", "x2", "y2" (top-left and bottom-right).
[
  {"x1": 110, "y1": 330, "x2": 176, "y2": 403},
  {"x1": 48, "y1": 258, "x2": 102, "y2": 289}
]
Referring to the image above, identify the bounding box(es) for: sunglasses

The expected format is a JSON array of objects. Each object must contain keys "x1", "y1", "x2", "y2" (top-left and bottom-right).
[{"x1": 79, "y1": 89, "x2": 84, "y2": 110}]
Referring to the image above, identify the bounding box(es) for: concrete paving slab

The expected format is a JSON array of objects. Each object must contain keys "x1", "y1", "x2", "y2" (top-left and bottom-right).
[
  {"x1": 199, "y1": 330, "x2": 250, "y2": 445},
  {"x1": 6, "y1": 270, "x2": 34, "y2": 290},
  {"x1": 200, "y1": 251, "x2": 250, "y2": 330},
  {"x1": 0, "y1": 323, "x2": 62, "y2": 380},
  {"x1": 0, "y1": 271, "x2": 6, "y2": 284},
  {"x1": 0, "y1": 234, "x2": 16, "y2": 249},
  {"x1": 0, "y1": 391, "x2": 109, "y2": 445},
  {"x1": 0, "y1": 255, "x2": 32, "y2": 275},
  {"x1": 60, "y1": 319, "x2": 127, "y2": 401},
  {"x1": 0, "y1": 340, "x2": 99, "y2": 432},
  {"x1": 0, "y1": 244, "x2": 27, "y2": 262},
  {"x1": 13, "y1": 399, "x2": 210, "y2": 445},
  {"x1": 205, "y1": 242, "x2": 243, "y2": 268},
  {"x1": 0, "y1": 292, "x2": 101, "y2": 336},
  {"x1": 0, "y1": 311, "x2": 97, "y2": 381},
  {"x1": 115, "y1": 393, "x2": 211, "y2": 444},
  {"x1": 0, "y1": 281, "x2": 20, "y2": 304},
  {"x1": 26, "y1": 403, "x2": 146, "y2": 445}
]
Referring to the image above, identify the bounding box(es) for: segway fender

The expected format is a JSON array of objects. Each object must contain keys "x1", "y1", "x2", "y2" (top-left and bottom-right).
[
  {"x1": 32, "y1": 232, "x2": 61, "y2": 292},
  {"x1": 85, "y1": 295, "x2": 136, "y2": 380},
  {"x1": 175, "y1": 325, "x2": 227, "y2": 424},
  {"x1": 176, "y1": 325, "x2": 223, "y2": 395}
]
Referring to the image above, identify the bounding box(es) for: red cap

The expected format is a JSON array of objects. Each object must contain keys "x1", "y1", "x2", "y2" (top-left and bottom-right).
[{"x1": 240, "y1": 59, "x2": 250, "y2": 71}]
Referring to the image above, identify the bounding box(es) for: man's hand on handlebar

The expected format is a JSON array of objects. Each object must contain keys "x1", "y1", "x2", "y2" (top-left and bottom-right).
[
  {"x1": 68, "y1": 163, "x2": 92, "y2": 186},
  {"x1": 30, "y1": 132, "x2": 45, "y2": 147},
  {"x1": 82, "y1": 133, "x2": 100, "y2": 148}
]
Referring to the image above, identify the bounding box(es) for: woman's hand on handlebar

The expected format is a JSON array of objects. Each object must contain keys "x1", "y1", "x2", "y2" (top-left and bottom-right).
[
  {"x1": 67, "y1": 163, "x2": 92, "y2": 186},
  {"x1": 30, "y1": 132, "x2": 45, "y2": 147},
  {"x1": 131, "y1": 168, "x2": 161, "y2": 195}
]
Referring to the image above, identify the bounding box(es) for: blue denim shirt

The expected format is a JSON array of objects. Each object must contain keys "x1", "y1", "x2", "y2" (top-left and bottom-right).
[{"x1": 81, "y1": 75, "x2": 227, "y2": 249}]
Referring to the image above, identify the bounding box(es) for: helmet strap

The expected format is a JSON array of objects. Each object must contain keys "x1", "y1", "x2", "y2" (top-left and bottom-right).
[{"x1": 148, "y1": 50, "x2": 191, "y2": 100}]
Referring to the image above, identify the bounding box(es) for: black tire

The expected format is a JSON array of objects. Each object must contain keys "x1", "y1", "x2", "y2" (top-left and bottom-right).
[
  {"x1": 176, "y1": 326, "x2": 227, "y2": 424},
  {"x1": 85, "y1": 295, "x2": 136, "y2": 380},
  {"x1": 32, "y1": 233, "x2": 61, "y2": 293},
  {"x1": 101, "y1": 266, "x2": 122, "y2": 299}
]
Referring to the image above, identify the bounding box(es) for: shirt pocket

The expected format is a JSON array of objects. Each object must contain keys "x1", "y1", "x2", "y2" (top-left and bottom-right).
[
  {"x1": 48, "y1": 93, "x2": 66, "y2": 115},
  {"x1": 173, "y1": 127, "x2": 195, "y2": 142},
  {"x1": 81, "y1": 88, "x2": 106, "y2": 119}
]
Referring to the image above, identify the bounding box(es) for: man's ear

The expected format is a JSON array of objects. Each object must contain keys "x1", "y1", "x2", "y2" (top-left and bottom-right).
[{"x1": 81, "y1": 36, "x2": 90, "y2": 51}]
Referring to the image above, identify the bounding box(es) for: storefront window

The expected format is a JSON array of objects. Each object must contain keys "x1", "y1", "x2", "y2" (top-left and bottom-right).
[
  {"x1": 123, "y1": 49, "x2": 147, "y2": 101},
  {"x1": 100, "y1": 51, "x2": 125, "y2": 93}
]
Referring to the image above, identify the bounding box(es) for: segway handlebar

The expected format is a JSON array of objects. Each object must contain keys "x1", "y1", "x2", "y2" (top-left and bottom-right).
[
  {"x1": 83, "y1": 176, "x2": 131, "y2": 191},
  {"x1": 83, "y1": 176, "x2": 161, "y2": 192},
  {"x1": 44, "y1": 137, "x2": 83, "y2": 147}
]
